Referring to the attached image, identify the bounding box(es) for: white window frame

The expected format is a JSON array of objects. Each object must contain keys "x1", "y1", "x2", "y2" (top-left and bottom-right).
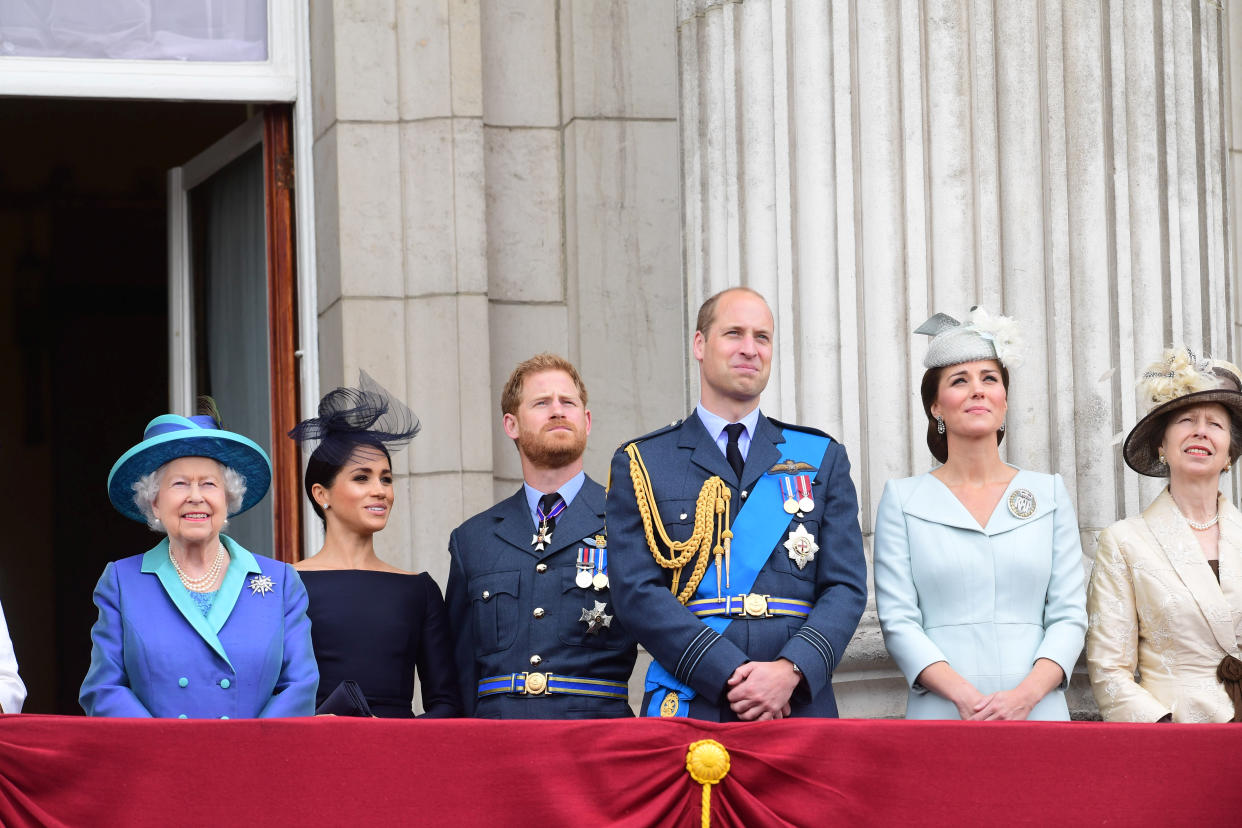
[
  {"x1": 166, "y1": 113, "x2": 266, "y2": 412},
  {"x1": 0, "y1": 0, "x2": 297, "y2": 101}
]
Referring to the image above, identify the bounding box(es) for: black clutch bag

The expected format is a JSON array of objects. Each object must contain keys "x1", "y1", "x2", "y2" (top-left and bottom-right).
[{"x1": 316, "y1": 680, "x2": 375, "y2": 717}]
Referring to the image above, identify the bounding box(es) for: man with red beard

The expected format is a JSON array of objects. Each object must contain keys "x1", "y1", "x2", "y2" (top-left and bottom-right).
[{"x1": 445, "y1": 354, "x2": 637, "y2": 717}]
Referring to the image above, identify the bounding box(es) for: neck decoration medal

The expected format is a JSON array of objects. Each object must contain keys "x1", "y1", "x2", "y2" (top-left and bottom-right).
[
  {"x1": 580, "y1": 600, "x2": 613, "y2": 635},
  {"x1": 532, "y1": 496, "x2": 567, "y2": 552}
]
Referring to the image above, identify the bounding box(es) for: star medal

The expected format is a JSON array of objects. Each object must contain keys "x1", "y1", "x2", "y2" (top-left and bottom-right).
[
  {"x1": 796, "y1": 474, "x2": 815, "y2": 513},
  {"x1": 592, "y1": 548, "x2": 609, "y2": 590},
  {"x1": 783, "y1": 524, "x2": 819, "y2": 570},
  {"x1": 580, "y1": 600, "x2": 613, "y2": 635},
  {"x1": 247, "y1": 574, "x2": 275, "y2": 596},
  {"x1": 576, "y1": 547, "x2": 594, "y2": 589},
  {"x1": 1008, "y1": 488, "x2": 1036, "y2": 519},
  {"x1": 779, "y1": 476, "x2": 800, "y2": 514}
]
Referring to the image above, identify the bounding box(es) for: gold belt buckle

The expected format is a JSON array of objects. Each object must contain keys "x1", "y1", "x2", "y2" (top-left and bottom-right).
[
  {"x1": 741, "y1": 593, "x2": 771, "y2": 618},
  {"x1": 523, "y1": 672, "x2": 549, "y2": 695}
]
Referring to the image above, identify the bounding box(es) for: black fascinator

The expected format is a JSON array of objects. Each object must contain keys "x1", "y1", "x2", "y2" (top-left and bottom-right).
[{"x1": 288, "y1": 370, "x2": 421, "y2": 467}]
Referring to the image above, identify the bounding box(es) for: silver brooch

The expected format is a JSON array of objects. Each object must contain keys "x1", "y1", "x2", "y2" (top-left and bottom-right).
[
  {"x1": 1007, "y1": 489, "x2": 1036, "y2": 519},
  {"x1": 247, "y1": 574, "x2": 275, "y2": 596}
]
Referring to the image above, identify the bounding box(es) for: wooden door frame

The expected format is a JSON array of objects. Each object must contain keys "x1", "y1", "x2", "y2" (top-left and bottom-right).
[{"x1": 263, "y1": 105, "x2": 301, "y2": 564}]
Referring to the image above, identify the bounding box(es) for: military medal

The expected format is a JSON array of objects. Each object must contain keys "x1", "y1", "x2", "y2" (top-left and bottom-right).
[
  {"x1": 580, "y1": 600, "x2": 613, "y2": 635},
  {"x1": 796, "y1": 475, "x2": 815, "y2": 513},
  {"x1": 531, "y1": 496, "x2": 567, "y2": 551},
  {"x1": 575, "y1": 547, "x2": 594, "y2": 588},
  {"x1": 783, "y1": 524, "x2": 819, "y2": 570},
  {"x1": 1007, "y1": 488, "x2": 1036, "y2": 519},
  {"x1": 592, "y1": 548, "x2": 609, "y2": 590},
  {"x1": 779, "y1": 477, "x2": 800, "y2": 514}
]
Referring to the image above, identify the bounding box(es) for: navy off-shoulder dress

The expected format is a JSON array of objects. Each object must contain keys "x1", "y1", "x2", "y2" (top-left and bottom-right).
[{"x1": 301, "y1": 570, "x2": 461, "y2": 718}]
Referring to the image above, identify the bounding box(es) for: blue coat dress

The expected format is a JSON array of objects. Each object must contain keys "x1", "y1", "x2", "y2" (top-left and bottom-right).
[
  {"x1": 445, "y1": 476, "x2": 637, "y2": 718},
  {"x1": 607, "y1": 411, "x2": 868, "y2": 720},
  {"x1": 874, "y1": 469, "x2": 1086, "y2": 720},
  {"x1": 80, "y1": 535, "x2": 318, "y2": 719}
]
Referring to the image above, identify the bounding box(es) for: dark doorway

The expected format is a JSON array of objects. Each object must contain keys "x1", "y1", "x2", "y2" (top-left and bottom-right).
[{"x1": 0, "y1": 98, "x2": 250, "y2": 713}]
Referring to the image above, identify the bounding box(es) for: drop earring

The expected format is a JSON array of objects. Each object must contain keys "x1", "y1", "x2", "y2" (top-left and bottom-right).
[{"x1": 936, "y1": 416, "x2": 945, "y2": 435}]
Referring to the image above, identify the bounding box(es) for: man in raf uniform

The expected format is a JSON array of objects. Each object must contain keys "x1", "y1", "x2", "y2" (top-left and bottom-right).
[
  {"x1": 446, "y1": 353, "x2": 636, "y2": 717},
  {"x1": 607, "y1": 287, "x2": 866, "y2": 720}
]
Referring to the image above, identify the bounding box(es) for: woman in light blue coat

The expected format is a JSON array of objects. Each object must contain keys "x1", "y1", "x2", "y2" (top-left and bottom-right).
[{"x1": 875, "y1": 309, "x2": 1086, "y2": 720}]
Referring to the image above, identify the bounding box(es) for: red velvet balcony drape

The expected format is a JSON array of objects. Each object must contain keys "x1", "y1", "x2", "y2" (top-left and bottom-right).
[{"x1": 0, "y1": 715, "x2": 1237, "y2": 827}]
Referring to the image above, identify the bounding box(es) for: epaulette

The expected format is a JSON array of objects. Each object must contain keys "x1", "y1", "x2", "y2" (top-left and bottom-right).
[
  {"x1": 615, "y1": 418, "x2": 685, "y2": 452},
  {"x1": 768, "y1": 417, "x2": 834, "y2": 443}
]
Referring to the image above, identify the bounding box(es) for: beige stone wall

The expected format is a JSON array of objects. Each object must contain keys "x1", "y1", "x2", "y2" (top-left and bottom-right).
[{"x1": 309, "y1": 0, "x2": 684, "y2": 596}]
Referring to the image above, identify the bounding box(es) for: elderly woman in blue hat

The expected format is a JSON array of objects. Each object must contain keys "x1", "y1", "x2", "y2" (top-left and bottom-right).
[
  {"x1": 80, "y1": 404, "x2": 318, "y2": 718},
  {"x1": 874, "y1": 308, "x2": 1086, "y2": 720}
]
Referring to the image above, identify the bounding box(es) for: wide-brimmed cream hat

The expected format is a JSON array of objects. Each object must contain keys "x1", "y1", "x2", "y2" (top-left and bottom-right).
[{"x1": 1123, "y1": 346, "x2": 1242, "y2": 477}]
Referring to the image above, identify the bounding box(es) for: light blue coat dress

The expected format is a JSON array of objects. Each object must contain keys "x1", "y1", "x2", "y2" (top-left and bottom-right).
[
  {"x1": 874, "y1": 469, "x2": 1086, "y2": 720},
  {"x1": 80, "y1": 535, "x2": 318, "y2": 719}
]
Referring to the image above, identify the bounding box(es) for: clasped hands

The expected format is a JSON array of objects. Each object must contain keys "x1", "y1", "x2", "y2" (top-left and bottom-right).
[
  {"x1": 725, "y1": 658, "x2": 801, "y2": 721},
  {"x1": 954, "y1": 686, "x2": 1037, "y2": 721}
]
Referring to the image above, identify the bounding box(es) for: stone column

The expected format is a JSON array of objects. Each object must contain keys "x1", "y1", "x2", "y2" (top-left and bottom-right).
[
  {"x1": 677, "y1": 0, "x2": 1233, "y2": 717},
  {"x1": 311, "y1": 0, "x2": 493, "y2": 586},
  {"x1": 310, "y1": 1, "x2": 684, "y2": 590}
]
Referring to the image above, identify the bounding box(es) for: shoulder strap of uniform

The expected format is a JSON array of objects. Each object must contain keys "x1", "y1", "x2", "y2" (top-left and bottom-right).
[{"x1": 766, "y1": 417, "x2": 834, "y2": 443}]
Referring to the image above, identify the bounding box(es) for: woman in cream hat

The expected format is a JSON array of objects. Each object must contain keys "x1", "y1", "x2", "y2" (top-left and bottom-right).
[
  {"x1": 874, "y1": 308, "x2": 1086, "y2": 720},
  {"x1": 80, "y1": 402, "x2": 318, "y2": 718},
  {"x1": 1086, "y1": 347, "x2": 1242, "y2": 722}
]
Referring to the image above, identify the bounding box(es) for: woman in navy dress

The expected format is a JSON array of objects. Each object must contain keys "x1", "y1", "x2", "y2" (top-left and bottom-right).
[{"x1": 290, "y1": 372, "x2": 460, "y2": 718}]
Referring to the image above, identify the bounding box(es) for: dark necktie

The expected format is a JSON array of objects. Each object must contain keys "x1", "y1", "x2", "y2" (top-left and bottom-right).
[
  {"x1": 724, "y1": 423, "x2": 746, "y2": 481},
  {"x1": 537, "y1": 492, "x2": 565, "y2": 535}
]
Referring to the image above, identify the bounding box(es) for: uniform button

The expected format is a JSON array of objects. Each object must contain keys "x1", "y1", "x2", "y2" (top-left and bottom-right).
[
  {"x1": 679, "y1": 513, "x2": 687, "y2": 520},
  {"x1": 536, "y1": 563, "x2": 548, "y2": 573},
  {"x1": 178, "y1": 677, "x2": 189, "y2": 688},
  {"x1": 741, "y1": 490, "x2": 749, "y2": 499},
  {"x1": 178, "y1": 714, "x2": 188, "y2": 719},
  {"x1": 533, "y1": 608, "x2": 545, "y2": 618},
  {"x1": 220, "y1": 715, "x2": 229, "y2": 720},
  {"x1": 530, "y1": 654, "x2": 542, "y2": 666},
  {"x1": 220, "y1": 678, "x2": 231, "y2": 689},
  {"x1": 482, "y1": 590, "x2": 491, "y2": 599}
]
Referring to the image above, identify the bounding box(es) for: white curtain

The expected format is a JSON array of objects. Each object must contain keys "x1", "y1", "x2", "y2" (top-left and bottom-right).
[
  {"x1": 0, "y1": 0, "x2": 266, "y2": 60},
  {"x1": 199, "y1": 145, "x2": 274, "y2": 557}
]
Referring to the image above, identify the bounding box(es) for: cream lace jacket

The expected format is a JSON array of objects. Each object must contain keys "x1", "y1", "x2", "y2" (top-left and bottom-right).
[{"x1": 1086, "y1": 488, "x2": 1242, "y2": 722}]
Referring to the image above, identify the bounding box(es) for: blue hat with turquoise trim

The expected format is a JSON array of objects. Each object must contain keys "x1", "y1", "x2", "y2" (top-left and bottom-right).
[{"x1": 107, "y1": 414, "x2": 272, "y2": 522}]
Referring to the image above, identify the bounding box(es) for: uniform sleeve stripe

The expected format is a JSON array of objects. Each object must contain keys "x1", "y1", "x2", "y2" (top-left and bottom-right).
[
  {"x1": 676, "y1": 627, "x2": 719, "y2": 684},
  {"x1": 794, "y1": 627, "x2": 836, "y2": 674}
]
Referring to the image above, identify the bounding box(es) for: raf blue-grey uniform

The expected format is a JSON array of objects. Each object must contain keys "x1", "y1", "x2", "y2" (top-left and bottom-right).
[
  {"x1": 446, "y1": 475, "x2": 637, "y2": 718},
  {"x1": 606, "y1": 411, "x2": 867, "y2": 720}
]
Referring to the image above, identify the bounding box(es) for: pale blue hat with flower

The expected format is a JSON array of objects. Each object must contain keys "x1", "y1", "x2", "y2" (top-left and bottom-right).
[{"x1": 915, "y1": 306, "x2": 1024, "y2": 370}]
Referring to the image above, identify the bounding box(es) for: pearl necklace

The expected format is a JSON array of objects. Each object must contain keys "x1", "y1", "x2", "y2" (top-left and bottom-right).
[
  {"x1": 169, "y1": 542, "x2": 226, "y2": 592},
  {"x1": 1186, "y1": 512, "x2": 1220, "y2": 532}
]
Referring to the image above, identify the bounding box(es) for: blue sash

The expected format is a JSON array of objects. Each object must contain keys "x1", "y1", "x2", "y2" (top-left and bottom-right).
[{"x1": 644, "y1": 428, "x2": 831, "y2": 716}]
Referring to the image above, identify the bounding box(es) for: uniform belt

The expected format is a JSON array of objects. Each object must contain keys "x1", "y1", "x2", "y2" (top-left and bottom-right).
[
  {"x1": 477, "y1": 673, "x2": 629, "y2": 700},
  {"x1": 686, "y1": 594, "x2": 812, "y2": 619}
]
